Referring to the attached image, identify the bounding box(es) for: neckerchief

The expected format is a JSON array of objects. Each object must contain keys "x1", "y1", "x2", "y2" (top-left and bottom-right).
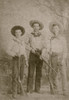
[
  {"x1": 31, "y1": 32, "x2": 41, "y2": 37},
  {"x1": 13, "y1": 38, "x2": 23, "y2": 45}
]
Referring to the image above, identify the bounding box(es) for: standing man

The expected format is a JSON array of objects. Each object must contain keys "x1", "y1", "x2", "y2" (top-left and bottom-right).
[
  {"x1": 27, "y1": 20, "x2": 44, "y2": 93},
  {"x1": 7, "y1": 26, "x2": 27, "y2": 98},
  {"x1": 47, "y1": 22, "x2": 68, "y2": 95}
]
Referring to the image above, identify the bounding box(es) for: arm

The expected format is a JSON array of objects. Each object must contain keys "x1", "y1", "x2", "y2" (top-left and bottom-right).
[
  {"x1": 25, "y1": 34, "x2": 35, "y2": 53},
  {"x1": 62, "y1": 37, "x2": 68, "y2": 65},
  {"x1": 22, "y1": 41, "x2": 28, "y2": 66},
  {"x1": 40, "y1": 39, "x2": 50, "y2": 61},
  {"x1": 63, "y1": 37, "x2": 67, "y2": 59},
  {"x1": 7, "y1": 40, "x2": 16, "y2": 57},
  {"x1": 25, "y1": 34, "x2": 32, "y2": 51}
]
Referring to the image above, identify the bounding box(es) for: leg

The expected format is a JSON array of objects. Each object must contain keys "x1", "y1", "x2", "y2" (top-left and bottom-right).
[
  {"x1": 20, "y1": 56, "x2": 25, "y2": 81},
  {"x1": 60, "y1": 61, "x2": 68, "y2": 95},
  {"x1": 48, "y1": 65, "x2": 54, "y2": 94},
  {"x1": 18, "y1": 56, "x2": 25, "y2": 94},
  {"x1": 12, "y1": 57, "x2": 19, "y2": 98},
  {"x1": 52, "y1": 64, "x2": 58, "y2": 91},
  {"x1": 27, "y1": 53, "x2": 36, "y2": 93},
  {"x1": 48, "y1": 56, "x2": 58, "y2": 94},
  {"x1": 35, "y1": 59, "x2": 43, "y2": 92}
]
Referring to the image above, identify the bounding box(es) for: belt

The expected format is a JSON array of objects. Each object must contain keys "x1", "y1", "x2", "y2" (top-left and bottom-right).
[{"x1": 51, "y1": 52, "x2": 63, "y2": 57}]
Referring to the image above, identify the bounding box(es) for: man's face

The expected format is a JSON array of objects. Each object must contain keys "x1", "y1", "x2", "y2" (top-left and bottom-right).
[
  {"x1": 15, "y1": 29, "x2": 22, "y2": 38},
  {"x1": 53, "y1": 25, "x2": 60, "y2": 36},
  {"x1": 33, "y1": 23, "x2": 40, "y2": 32}
]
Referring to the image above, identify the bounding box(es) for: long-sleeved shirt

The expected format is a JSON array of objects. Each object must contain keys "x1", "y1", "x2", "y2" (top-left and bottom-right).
[
  {"x1": 27, "y1": 32, "x2": 45, "y2": 52},
  {"x1": 7, "y1": 37, "x2": 27, "y2": 60},
  {"x1": 47, "y1": 35, "x2": 67, "y2": 59}
]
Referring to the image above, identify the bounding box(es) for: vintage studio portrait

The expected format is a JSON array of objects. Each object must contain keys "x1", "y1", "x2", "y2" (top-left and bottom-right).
[{"x1": 0, "y1": 0, "x2": 69, "y2": 100}]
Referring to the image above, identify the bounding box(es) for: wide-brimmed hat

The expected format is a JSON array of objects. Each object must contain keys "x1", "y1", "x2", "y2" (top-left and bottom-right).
[
  {"x1": 11, "y1": 25, "x2": 25, "y2": 36},
  {"x1": 30, "y1": 20, "x2": 44, "y2": 30},
  {"x1": 49, "y1": 22, "x2": 62, "y2": 34}
]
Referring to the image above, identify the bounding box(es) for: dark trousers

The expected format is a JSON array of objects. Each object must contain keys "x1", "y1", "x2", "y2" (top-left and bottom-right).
[
  {"x1": 27, "y1": 52, "x2": 43, "y2": 92},
  {"x1": 12, "y1": 55, "x2": 25, "y2": 95}
]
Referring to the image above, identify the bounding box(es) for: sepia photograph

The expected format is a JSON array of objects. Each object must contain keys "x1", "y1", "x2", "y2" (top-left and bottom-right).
[{"x1": 0, "y1": 0, "x2": 69, "y2": 100}]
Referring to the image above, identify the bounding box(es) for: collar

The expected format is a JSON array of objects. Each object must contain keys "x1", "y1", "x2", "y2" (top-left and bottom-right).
[
  {"x1": 51, "y1": 35, "x2": 60, "y2": 40},
  {"x1": 31, "y1": 32, "x2": 41, "y2": 37},
  {"x1": 13, "y1": 37, "x2": 23, "y2": 45}
]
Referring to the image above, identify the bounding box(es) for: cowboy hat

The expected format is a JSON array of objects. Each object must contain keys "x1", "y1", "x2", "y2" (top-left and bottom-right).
[
  {"x1": 30, "y1": 20, "x2": 44, "y2": 30},
  {"x1": 11, "y1": 25, "x2": 25, "y2": 36}
]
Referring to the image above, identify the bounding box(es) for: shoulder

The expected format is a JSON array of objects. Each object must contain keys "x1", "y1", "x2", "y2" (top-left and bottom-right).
[
  {"x1": 7, "y1": 38, "x2": 14, "y2": 51},
  {"x1": 26, "y1": 33, "x2": 33, "y2": 38},
  {"x1": 10, "y1": 38, "x2": 15, "y2": 44},
  {"x1": 22, "y1": 40, "x2": 25, "y2": 45},
  {"x1": 28, "y1": 33, "x2": 34, "y2": 40},
  {"x1": 59, "y1": 35, "x2": 67, "y2": 45},
  {"x1": 40, "y1": 34, "x2": 45, "y2": 41},
  {"x1": 60, "y1": 35, "x2": 66, "y2": 41}
]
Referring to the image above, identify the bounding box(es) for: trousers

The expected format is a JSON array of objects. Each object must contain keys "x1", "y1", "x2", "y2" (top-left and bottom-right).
[
  {"x1": 27, "y1": 52, "x2": 43, "y2": 92},
  {"x1": 12, "y1": 55, "x2": 25, "y2": 95},
  {"x1": 48, "y1": 52, "x2": 68, "y2": 94}
]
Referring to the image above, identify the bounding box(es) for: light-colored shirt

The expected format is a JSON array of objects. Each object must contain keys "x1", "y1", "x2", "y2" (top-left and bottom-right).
[
  {"x1": 47, "y1": 35, "x2": 67, "y2": 59},
  {"x1": 28, "y1": 32, "x2": 45, "y2": 51},
  {"x1": 7, "y1": 37, "x2": 27, "y2": 60}
]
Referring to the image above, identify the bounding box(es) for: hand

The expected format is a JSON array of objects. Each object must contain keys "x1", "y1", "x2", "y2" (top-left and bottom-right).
[
  {"x1": 31, "y1": 49, "x2": 35, "y2": 54},
  {"x1": 40, "y1": 56, "x2": 43, "y2": 60},
  {"x1": 18, "y1": 78, "x2": 21, "y2": 83},
  {"x1": 35, "y1": 49, "x2": 41, "y2": 56},
  {"x1": 58, "y1": 56, "x2": 65, "y2": 65},
  {"x1": 62, "y1": 59, "x2": 65, "y2": 65},
  {"x1": 10, "y1": 52, "x2": 16, "y2": 57},
  {"x1": 16, "y1": 52, "x2": 21, "y2": 57},
  {"x1": 40, "y1": 53, "x2": 49, "y2": 61},
  {"x1": 40, "y1": 55, "x2": 48, "y2": 61},
  {"x1": 25, "y1": 60, "x2": 28, "y2": 67}
]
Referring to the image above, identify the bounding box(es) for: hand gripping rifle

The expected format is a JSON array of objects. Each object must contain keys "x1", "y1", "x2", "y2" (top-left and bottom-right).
[{"x1": 26, "y1": 45, "x2": 57, "y2": 74}]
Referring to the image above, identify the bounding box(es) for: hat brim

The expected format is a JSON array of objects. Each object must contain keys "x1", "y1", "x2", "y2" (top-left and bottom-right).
[
  {"x1": 49, "y1": 22, "x2": 62, "y2": 34},
  {"x1": 30, "y1": 20, "x2": 44, "y2": 30},
  {"x1": 11, "y1": 26, "x2": 25, "y2": 36}
]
